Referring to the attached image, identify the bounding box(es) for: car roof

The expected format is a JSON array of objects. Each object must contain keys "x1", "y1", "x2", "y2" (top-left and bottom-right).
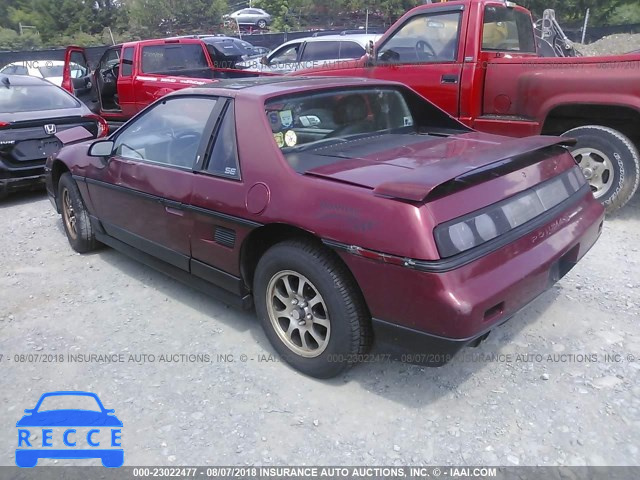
[
  {"x1": 4, "y1": 60, "x2": 66, "y2": 67},
  {"x1": 0, "y1": 74, "x2": 54, "y2": 86},
  {"x1": 189, "y1": 76, "x2": 403, "y2": 100}
]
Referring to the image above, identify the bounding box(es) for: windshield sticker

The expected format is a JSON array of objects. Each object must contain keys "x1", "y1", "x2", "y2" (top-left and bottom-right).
[
  {"x1": 284, "y1": 130, "x2": 297, "y2": 147},
  {"x1": 273, "y1": 132, "x2": 284, "y2": 148},
  {"x1": 404, "y1": 116, "x2": 413, "y2": 127},
  {"x1": 268, "y1": 111, "x2": 281, "y2": 131},
  {"x1": 279, "y1": 110, "x2": 293, "y2": 128}
]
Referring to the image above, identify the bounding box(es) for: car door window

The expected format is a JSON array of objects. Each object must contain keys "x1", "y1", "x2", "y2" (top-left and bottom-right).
[
  {"x1": 301, "y1": 41, "x2": 341, "y2": 62},
  {"x1": 113, "y1": 97, "x2": 218, "y2": 169},
  {"x1": 339, "y1": 41, "x2": 366, "y2": 59},
  {"x1": 205, "y1": 102, "x2": 240, "y2": 179},
  {"x1": 268, "y1": 44, "x2": 300, "y2": 65},
  {"x1": 377, "y1": 12, "x2": 461, "y2": 64}
]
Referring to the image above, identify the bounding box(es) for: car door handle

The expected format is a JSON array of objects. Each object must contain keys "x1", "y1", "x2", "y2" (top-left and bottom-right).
[
  {"x1": 165, "y1": 206, "x2": 184, "y2": 216},
  {"x1": 441, "y1": 74, "x2": 459, "y2": 84}
]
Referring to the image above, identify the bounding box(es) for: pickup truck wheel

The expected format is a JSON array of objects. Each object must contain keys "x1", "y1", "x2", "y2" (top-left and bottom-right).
[
  {"x1": 254, "y1": 240, "x2": 371, "y2": 378},
  {"x1": 562, "y1": 126, "x2": 640, "y2": 213},
  {"x1": 58, "y1": 173, "x2": 98, "y2": 253}
]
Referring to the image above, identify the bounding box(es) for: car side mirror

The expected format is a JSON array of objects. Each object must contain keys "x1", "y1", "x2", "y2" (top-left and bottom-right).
[
  {"x1": 89, "y1": 140, "x2": 114, "y2": 157},
  {"x1": 260, "y1": 55, "x2": 268, "y2": 66},
  {"x1": 24, "y1": 409, "x2": 34, "y2": 414},
  {"x1": 365, "y1": 40, "x2": 375, "y2": 56},
  {"x1": 105, "y1": 409, "x2": 115, "y2": 414}
]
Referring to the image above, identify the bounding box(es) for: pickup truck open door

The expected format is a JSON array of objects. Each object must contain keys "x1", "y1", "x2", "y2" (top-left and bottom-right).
[{"x1": 62, "y1": 46, "x2": 99, "y2": 113}]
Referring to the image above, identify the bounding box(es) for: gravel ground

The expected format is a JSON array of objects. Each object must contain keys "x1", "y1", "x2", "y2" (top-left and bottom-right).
[
  {"x1": 576, "y1": 33, "x2": 640, "y2": 56},
  {"x1": 0, "y1": 190, "x2": 639, "y2": 467}
]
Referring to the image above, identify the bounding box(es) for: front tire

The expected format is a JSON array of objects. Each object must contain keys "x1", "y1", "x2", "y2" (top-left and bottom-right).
[
  {"x1": 257, "y1": 19, "x2": 267, "y2": 29},
  {"x1": 562, "y1": 125, "x2": 640, "y2": 213},
  {"x1": 254, "y1": 240, "x2": 371, "y2": 378},
  {"x1": 58, "y1": 173, "x2": 98, "y2": 253}
]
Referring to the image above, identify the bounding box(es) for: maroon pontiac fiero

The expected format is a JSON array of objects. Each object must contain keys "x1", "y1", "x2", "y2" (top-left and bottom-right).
[{"x1": 45, "y1": 77, "x2": 604, "y2": 378}]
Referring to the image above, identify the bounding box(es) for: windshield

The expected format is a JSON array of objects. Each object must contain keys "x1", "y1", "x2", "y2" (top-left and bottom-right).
[
  {"x1": 37, "y1": 395, "x2": 102, "y2": 412},
  {"x1": 265, "y1": 87, "x2": 415, "y2": 157},
  {"x1": 0, "y1": 84, "x2": 80, "y2": 113}
]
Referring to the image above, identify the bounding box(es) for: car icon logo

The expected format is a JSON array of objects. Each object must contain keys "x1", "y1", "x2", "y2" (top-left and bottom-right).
[
  {"x1": 43, "y1": 124, "x2": 57, "y2": 135},
  {"x1": 15, "y1": 391, "x2": 123, "y2": 468}
]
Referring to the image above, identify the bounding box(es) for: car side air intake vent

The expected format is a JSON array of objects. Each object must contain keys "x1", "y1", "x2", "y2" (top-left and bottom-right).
[{"x1": 214, "y1": 226, "x2": 236, "y2": 248}]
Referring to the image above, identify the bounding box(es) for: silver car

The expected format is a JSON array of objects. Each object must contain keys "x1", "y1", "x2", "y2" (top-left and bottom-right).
[
  {"x1": 237, "y1": 34, "x2": 381, "y2": 74},
  {"x1": 225, "y1": 8, "x2": 272, "y2": 29}
]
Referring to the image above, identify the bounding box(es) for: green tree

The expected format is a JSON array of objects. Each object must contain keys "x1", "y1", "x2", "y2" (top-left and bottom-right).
[{"x1": 521, "y1": 0, "x2": 637, "y2": 26}]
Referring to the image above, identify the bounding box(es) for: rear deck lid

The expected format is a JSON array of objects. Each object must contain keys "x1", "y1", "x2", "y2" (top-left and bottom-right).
[{"x1": 301, "y1": 132, "x2": 574, "y2": 201}]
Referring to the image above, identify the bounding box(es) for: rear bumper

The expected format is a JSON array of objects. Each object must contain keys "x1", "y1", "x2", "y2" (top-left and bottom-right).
[
  {"x1": 337, "y1": 190, "x2": 604, "y2": 359},
  {"x1": 0, "y1": 157, "x2": 46, "y2": 196}
]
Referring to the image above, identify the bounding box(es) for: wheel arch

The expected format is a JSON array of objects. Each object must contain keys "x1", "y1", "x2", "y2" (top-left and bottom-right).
[
  {"x1": 50, "y1": 159, "x2": 71, "y2": 209},
  {"x1": 541, "y1": 103, "x2": 640, "y2": 150},
  {"x1": 239, "y1": 223, "x2": 367, "y2": 308}
]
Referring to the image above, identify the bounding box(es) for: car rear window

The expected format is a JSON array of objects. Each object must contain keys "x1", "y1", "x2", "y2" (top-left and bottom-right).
[
  {"x1": 265, "y1": 87, "x2": 414, "y2": 160},
  {"x1": 141, "y1": 44, "x2": 209, "y2": 73},
  {"x1": 0, "y1": 84, "x2": 80, "y2": 113},
  {"x1": 38, "y1": 65, "x2": 64, "y2": 78}
]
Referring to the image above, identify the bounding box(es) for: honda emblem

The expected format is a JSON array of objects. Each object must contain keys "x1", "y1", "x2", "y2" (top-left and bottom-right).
[{"x1": 44, "y1": 124, "x2": 57, "y2": 135}]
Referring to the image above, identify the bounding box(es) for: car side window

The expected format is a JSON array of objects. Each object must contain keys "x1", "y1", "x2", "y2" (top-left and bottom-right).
[
  {"x1": 482, "y1": 6, "x2": 536, "y2": 53},
  {"x1": 99, "y1": 48, "x2": 120, "y2": 71},
  {"x1": 141, "y1": 44, "x2": 209, "y2": 73},
  {"x1": 121, "y1": 47, "x2": 134, "y2": 76},
  {"x1": 269, "y1": 44, "x2": 300, "y2": 65},
  {"x1": 113, "y1": 97, "x2": 218, "y2": 169},
  {"x1": 339, "y1": 41, "x2": 365, "y2": 59},
  {"x1": 14, "y1": 65, "x2": 28, "y2": 75},
  {"x1": 377, "y1": 12, "x2": 461, "y2": 64},
  {"x1": 205, "y1": 102, "x2": 240, "y2": 179},
  {"x1": 301, "y1": 41, "x2": 341, "y2": 62}
]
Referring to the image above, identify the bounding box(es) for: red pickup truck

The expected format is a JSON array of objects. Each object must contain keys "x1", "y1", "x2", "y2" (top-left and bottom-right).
[
  {"x1": 295, "y1": 0, "x2": 640, "y2": 212},
  {"x1": 62, "y1": 37, "x2": 259, "y2": 129}
]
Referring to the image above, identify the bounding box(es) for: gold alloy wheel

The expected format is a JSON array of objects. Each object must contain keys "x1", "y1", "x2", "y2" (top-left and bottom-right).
[
  {"x1": 266, "y1": 270, "x2": 331, "y2": 358},
  {"x1": 61, "y1": 188, "x2": 78, "y2": 240}
]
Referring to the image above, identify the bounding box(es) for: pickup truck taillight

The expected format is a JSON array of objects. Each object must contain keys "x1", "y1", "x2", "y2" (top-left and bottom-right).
[{"x1": 84, "y1": 114, "x2": 109, "y2": 138}]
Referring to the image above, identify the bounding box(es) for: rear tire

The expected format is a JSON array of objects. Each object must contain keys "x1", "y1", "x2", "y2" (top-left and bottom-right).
[
  {"x1": 562, "y1": 125, "x2": 640, "y2": 213},
  {"x1": 254, "y1": 240, "x2": 371, "y2": 378},
  {"x1": 257, "y1": 19, "x2": 267, "y2": 29},
  {"x1": 58, "y1": 173, "x2": 98, "y2": 253}
]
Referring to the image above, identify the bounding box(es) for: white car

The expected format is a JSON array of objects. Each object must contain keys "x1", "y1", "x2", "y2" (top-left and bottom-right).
[
  {"x1": 237, "y1": 34, "x2": 381, "y2": 74},
  {"x1": 0, "y1": 60, "x2": 87, "y2": 87}
]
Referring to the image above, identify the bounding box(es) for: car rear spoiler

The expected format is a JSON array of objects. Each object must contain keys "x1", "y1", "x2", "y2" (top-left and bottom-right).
[
  {"x1": 373, "y1": 135, "x2": 576, "y2": 202},
  {"x1": 55, "y1": 126, "x2": 94, "y2": 146}
]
